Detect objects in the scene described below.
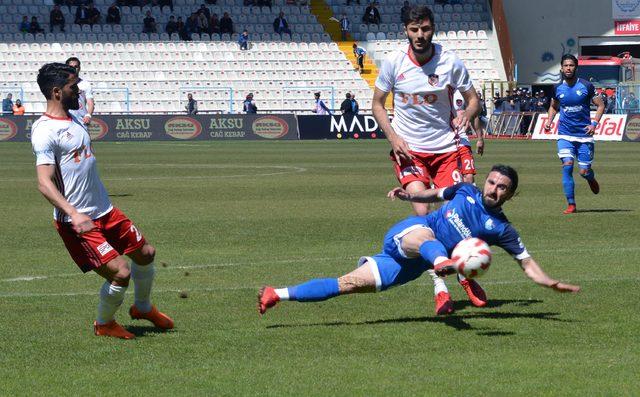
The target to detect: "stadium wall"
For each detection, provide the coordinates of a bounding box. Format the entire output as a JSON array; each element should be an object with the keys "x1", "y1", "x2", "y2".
[{"x1": 502, "y1": 0, "x2": 614, "y2": 85}]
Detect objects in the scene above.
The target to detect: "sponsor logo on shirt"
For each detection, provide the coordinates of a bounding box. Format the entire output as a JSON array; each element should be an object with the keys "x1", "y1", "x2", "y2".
[
  {"x1": 562, "y1": 105, "x2": 583, "y2": 113},
  {"x1": 396, "y1": 73, "x2": 406, "y2": 82},
  {"x1": 445, "y1": 208, "x2": 472, "y2": 239},
  {"x1": 97, "y1": 242, "x2": 115, "y2": 256}
]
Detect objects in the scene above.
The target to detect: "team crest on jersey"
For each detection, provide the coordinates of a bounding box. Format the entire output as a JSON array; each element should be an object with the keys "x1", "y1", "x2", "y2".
[
  {"x1": 576, "y1": 90, "x2": 583, "y2": 96},
  {"x1": 466, "y1": 196, "x2": 476, "y2": 204},
  {"x1": 484, "y1": 218, "x2": 495, "y2": 230},
  {"x1": 428, "y1": 74, "x2": 439, "y2": 87},
  {"x1": 559, "y1": 94, "x2": 565, "y2": 99},
  {"x1": 397, "y1": 73, "x2": 406, "y2": 82}
]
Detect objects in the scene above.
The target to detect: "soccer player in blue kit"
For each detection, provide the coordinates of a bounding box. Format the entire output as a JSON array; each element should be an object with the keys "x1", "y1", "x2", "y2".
[
  {"x1": 258, "y1": 165, "x2": 580, "y2": 315},
  {"x1": 544, "y1": 54, "x2": 605, "y2": 214}
]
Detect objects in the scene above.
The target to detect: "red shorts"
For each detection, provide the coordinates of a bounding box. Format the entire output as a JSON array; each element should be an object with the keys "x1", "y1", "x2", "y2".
[
  {"x1": 391, "y1": 150, "x2": 462, "y2": 188},
  {"x1": 55, "y1": 207, "x2": 146, "y2": 273},
  {"x1": 457, "y1": 145, "x2": 476, "y2": 175}
]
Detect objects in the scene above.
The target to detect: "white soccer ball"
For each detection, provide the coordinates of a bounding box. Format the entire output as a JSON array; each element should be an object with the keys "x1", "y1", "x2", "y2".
[{"x1": 451, "y1": 238, "x2": 492, "y2": 279}]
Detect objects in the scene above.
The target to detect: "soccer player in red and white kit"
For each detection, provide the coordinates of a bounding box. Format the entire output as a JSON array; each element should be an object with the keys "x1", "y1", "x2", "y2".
[
  {"x1": 65, "y1": 57, "x2": 94, "y2": 125},
  {"x1": 372, "y1": 5, "x2": 484, "y2": 316},
  {"x1": 31, "y1": 63, "x2": 173, "y2": 339}
]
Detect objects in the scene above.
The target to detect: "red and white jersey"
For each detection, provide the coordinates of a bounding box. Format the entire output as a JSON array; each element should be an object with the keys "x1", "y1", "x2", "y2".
[
  {"x1": 31, "y1": 113, "x2": 112, "y2": 222},
  {"x1": 69, "y1": 78, "x2": 93, "y2": 119},
  {"x1": 375, "y1": 43, "x2": 474, "y2": 153}
]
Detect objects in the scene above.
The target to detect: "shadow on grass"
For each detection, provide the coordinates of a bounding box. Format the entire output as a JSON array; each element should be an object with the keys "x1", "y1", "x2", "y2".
[
  {"x1": 126, "y1": 325, "x2": 174, "y2": 337},
  {"x1": 577, "y1": 209, "x2": 632, "y2": 213},
  {"x1": 267, "y1": 300, "x2": 571, "y2": 336},
  {"x1": 108, "y1": 193, "x2": 132, "y2": 197},
  {"x1": 453, "y1": 298, "x2": 543, "y2": 311}
]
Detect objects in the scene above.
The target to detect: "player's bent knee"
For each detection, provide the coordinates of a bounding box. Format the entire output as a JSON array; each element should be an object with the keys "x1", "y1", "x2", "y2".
[
  {"x1": 578, "y1": 168, "x2": 590, "y2": 175},
  {"x1": 129, "y1": 243, "x2": 155, "y2": 265},
  {"x1": 108, "y1": 257, "x2": 131, "y2": 285}
]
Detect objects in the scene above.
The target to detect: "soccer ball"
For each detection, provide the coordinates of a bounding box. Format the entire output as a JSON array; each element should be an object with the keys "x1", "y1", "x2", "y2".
[{"x1": 451, "y1": 238, "x2": 492, "y2": 279}]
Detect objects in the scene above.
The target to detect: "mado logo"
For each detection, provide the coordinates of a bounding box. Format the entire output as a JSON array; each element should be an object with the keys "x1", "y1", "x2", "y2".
[
  {"x1": 165, "y1": 116, "x2": 202, "y2": 139},
  {"x1": 0, "y1": 118, "x2": 18, "y2": 141},
  {"x1": 88, "y1": 117, "x2": 109, "y2": 140},
  {"x1": 252, "y1": 116, "x2": 288, "y2": 139},
  {"x1": 624, "y1": 114, "x2": 640, "y2": 141}
]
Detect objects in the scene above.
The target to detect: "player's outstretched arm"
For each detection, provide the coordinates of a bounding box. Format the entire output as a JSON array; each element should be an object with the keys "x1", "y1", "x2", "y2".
[
  {"x1": 387, "y1": 187, "x2": 446, "y2": 203},
  {"x1": 36, "y1": 164, "x2": 95, "y2": 234},
  {"x1": 518, "y1": 257, "x2": 580, "y2": 293},
  {"x1": 544, "y1": 99, "x2": 560, "y2": 130}
]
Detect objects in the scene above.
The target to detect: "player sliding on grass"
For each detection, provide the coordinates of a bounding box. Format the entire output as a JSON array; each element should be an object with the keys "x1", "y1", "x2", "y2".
[
  {"x1": 31, "y1": 63, "x2": 173, "y2": 339},
  {"x1": 259, "y1": 165, "x2": 580, "y2": 315},
  {"x1": 372, "y1": 5, "x2": 484, "y2": 315},
  {"x1": 544, "y1": 54, "x2": 605, "y2": 214}
]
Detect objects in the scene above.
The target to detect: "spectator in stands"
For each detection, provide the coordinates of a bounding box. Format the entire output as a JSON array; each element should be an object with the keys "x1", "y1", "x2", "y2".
[
  {"x1": 362, "y1": 2, "x2": 381, "y2": 25},
  {"x1": 209, "y1": 13, "x2": 220, "y2": 34},
  {"x1": 492, "y1": 91, "x2": 503, "y2": 114},
  {"x1": 143, "y1": 10, "x2": 158, "y2": 33},
  {"x1": 87, "y1": 3, "x2": 101, "y2": 25},
  {"x1": 177, "y1": 16, "x2": 187, "y2": 39},
  {"x1": 340, "y1": 92, "x2": 354, "y2": 116},
  {"x1": 238, "y1": 29, "x2": 249, "y2": 50},
  {"x1": 2, "y1": 94, "x2": 13, "y2": 115},
  {"x1": 273, "y1": 12, "x2": 292, "y2": 36},
  {"x1": 198, "y1": 4, "x2": 211, "y2": 19},
  {"x1": 165, "y1": 15, "x2": 178, "y2": 35},
  {"x1": 400, "y1": 1, "x2": 411, "y2": 23},
  {"x1": 184, "y1": 13, "x2": 199, "y2": 37},
  {"x1": 244, "y1": 0, "x2": 255, "y2": 6},
  {"x1": 533, "y1": 90, "x2": 548, "y2": 112},
  {"x1": 312, "y1": 92, "x2": 332, "y2": 115},
  {"x1": 477, "y1": 90, "x2": 487, "y2": 118},
  {"x1": 205, "y1": 0, "x2": 216, "y2": 4},
  {"x1": 185, "y1": 93, "x2": 198, "y2": 114},
  {"x1": 75, "y1": 4, "x2": 90, "y2": 25},
  {"x1": 106, "y1": 2, "x2": 121, "y2": 24},
  {"x1": 29, "y1": 16, "x2": 45, "y2": 34},
  {"x1": 257, "y1": 0, "x2": 273, "y2": 9},
  {"x1": 50, "y1": 5, "x2": 66, "y2": 32},
  {"x1": 622, "y1": 92, "x2": 638, "y2": 113},
  {"x1": 352, "y1": 43, "x2": 366, "y2": 74},
  {"x1": 220, "y1": 12, "x2": 234, "y2": 34},
  {"x1": 19, "y1": 16, "x2": 30, "y2": 33},
  {"x1": 339, "y1": 14, "x2": 350, "y2": 41},
  {"x1": 12, "y1": 99, "x2": 25, "y2": 116},
  {"x1": 345, "y1": 0, "x2": 360, "y2": 6},
  {"x1": 197, "y1": 9, "x2": 209, "y2": 32},
  {"x1": 243, "y1": 93, "x2": 258, "y2": 113},
  {"x1": 606, "y1": 91, "x2": 616, "y2": 114}
]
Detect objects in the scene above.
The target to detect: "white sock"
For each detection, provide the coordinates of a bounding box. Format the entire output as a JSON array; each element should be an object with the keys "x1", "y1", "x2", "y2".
[
  {"x1": 427, "y1": 269, "x2": 448, "y2": 295},
  {"x1": 457, "y1": 273, "x2": 467, "y2": 283},
  {"x1": 97, "y1": 282, "x2": 127, "y2": 325},
  {"x1": 274, "y1": 288, "x2": 290, "y2": 301},
  {"x1": 433, "y1": 256, "x2": 449, "y2": 266},
  {"x1": 131, "y1": 261, "x2": 155, "y2": 313}
]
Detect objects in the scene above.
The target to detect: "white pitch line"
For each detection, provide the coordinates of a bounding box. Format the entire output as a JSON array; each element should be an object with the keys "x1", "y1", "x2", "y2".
[{"x1": 1, "y1": 276, "x2": 639, "y2": 299}]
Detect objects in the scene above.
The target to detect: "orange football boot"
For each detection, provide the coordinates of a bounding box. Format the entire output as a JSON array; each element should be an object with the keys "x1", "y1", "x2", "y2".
[
  {"x1": 129, "y1": 305, "x2": 174, "y2": 330},
  {"x1": 94, "y1": 320, "x2": 135, "y2": 340}
]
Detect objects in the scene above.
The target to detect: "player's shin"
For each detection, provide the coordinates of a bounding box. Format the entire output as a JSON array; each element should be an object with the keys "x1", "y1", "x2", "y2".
[
  {"x1": 562, "y1": 164, "x2": 576, "y2": 204},
  {"x1": 131, "y1": 261, "x2": 155, "y2": 313},
  {"x1": 97, "y1": 282, "x2": 127, "y2": 324},
  {"x1": 418, "y1": 240, "x2": 448, "y2": 266},
  {"x1": 285, "y1": 278, "x2": 340, "y2": 302},
  {"x1": 580, "y1": 168, "x2": 595, "y2": 181}
]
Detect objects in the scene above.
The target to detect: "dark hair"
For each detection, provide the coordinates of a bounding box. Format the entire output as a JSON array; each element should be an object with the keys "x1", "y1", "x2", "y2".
[
  {"x1": 490, "y1": 164, "x2": 518, "y2": 193},
  {"x1": 403, "y1": 5, "x2": 434, "y2": 26},
  {"x1": 65, "y1": 57, "x2": 81, "y2": 67},
  {"x1": 346, "y1": 92, "x2": 351, "y2": 98},
  {"x1": 37, "y1": 63, "x2": 76, "y2": 100},
  {"x1": 560, "y1": 54, "x2": 578, "y2": 67}
]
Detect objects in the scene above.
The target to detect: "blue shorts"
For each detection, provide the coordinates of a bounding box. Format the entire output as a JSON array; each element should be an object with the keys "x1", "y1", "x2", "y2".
[
  {"x1": 358, "y1": 216, "x2": 434, "y2": 291},
  {"x1": 557, "y1": 139, "x2": 595, "y2": 169}
]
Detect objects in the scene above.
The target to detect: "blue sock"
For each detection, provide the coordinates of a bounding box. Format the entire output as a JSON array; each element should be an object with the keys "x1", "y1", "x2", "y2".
[
  {"x1": 288, "y1": 278, "x2": 340, "y2": 302},
  {"x1": 562, "y1": 164, "x2": 575, "y2": 205},
  {"x1": 580, "y1": 168, "x2": 595, "y2": 181},
  {"x1": 419, "y1": 240, "x2": 448, "y2": 264}
]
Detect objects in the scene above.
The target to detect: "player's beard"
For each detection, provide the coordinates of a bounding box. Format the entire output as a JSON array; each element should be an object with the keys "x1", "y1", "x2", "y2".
[
  {"x1": 561, "y1": 70, "x2": 575, "y2": 81},
  {"x1": 408, "y1": 36, "x2": 432, "y2": 55},
  {"x1": 63, "y1": 94, "x2": 80, "y2": 111}
]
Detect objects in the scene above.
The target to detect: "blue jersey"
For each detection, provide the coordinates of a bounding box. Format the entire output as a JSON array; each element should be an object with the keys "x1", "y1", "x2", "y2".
[
  {"x1": 552, "y1": 78, "x2": 595, "y2": 140},
  {"x1": 425, "y1": 184, "x2": 529, "y2": 259}
]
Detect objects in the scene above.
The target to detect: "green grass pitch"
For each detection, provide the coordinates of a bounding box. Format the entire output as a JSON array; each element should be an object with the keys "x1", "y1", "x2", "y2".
[{"x1": 0, "y1": 139, "x2": 639, "y2": 396}]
